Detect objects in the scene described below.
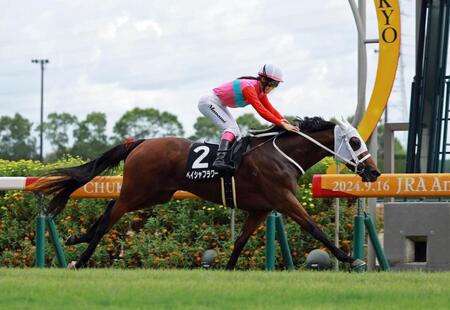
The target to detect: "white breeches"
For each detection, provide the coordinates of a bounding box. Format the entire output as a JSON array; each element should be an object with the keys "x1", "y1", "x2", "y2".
[{"x1": 198, "y1": 92, "x2": 242, "y2": 138}]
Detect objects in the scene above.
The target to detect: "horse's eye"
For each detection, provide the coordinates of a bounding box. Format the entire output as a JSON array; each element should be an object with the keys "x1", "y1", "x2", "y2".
[{"x1": 350, "y1": 137, "x2": 361, "y2": 150}]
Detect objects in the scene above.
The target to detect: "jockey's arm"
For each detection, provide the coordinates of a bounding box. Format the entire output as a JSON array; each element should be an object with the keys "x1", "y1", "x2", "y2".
[
  {"x1": 259, "y1": 95, "x2": 288, "y2": 124},
  {"x1": 242, "y1": 86, "x2": 284, "y2": 126}
]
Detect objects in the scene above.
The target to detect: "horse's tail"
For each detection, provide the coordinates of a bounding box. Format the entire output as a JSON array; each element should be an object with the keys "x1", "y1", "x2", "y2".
[{"x1": 33, "y1": 139, "x2": 146, "y2": 217}]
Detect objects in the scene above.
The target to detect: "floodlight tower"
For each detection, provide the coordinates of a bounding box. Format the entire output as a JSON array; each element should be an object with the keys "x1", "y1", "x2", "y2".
[{"x1": 31, "y1": 59, "x2": 49, "y2": 162}]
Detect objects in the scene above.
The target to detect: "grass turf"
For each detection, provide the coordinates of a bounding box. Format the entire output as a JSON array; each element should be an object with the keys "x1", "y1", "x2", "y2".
[{"x1": 0, "y1": 269, "x2": 449, "y2": 309}]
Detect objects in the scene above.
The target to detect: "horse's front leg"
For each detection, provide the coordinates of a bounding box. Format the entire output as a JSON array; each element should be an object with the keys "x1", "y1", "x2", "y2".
[
  {"x1": 226, "y1": 210, "x2": 269, "y2": 270},
  {"x1": 279, "y1": 193, "x2": 365, "y2": 269}
]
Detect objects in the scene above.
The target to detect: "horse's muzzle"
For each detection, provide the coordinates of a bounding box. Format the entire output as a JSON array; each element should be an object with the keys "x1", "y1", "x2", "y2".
[{"x1": 359, "y1": 167, "x2": 381, "y2": 183}]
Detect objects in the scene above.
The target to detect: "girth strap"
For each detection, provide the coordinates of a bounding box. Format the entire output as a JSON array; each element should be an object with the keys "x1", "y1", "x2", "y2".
[{"x1": 220, "y1": 176, "x2": 237, "y2": 209}]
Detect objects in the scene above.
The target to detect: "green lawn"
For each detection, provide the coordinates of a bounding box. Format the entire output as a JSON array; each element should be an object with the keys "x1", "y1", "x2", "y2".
[{"x1": 0, "y1": 269, "x2": 449, "y2": 309}]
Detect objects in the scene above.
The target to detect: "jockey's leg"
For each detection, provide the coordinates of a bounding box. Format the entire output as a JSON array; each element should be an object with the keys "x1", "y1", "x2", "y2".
[
  {"x1": 198, "y1": 93, "x2": 241, "y2": 172},
  {"x1": 213, "y1": 131, "x2": 235, "y2": 171}
]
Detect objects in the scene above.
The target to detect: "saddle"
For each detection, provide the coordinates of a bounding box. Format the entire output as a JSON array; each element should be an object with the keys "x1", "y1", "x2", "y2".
[
  {"x1": 184, "y1": 126, "x2": 284, "y2": 208},
  {"x1": 247, "y1": 125, "x2": 283, "y2": 137}
]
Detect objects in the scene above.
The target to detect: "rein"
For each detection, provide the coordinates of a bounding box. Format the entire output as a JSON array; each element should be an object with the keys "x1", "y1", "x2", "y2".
[{"x1": 272, "y1": 129, "x2": 371, "y2": 174}]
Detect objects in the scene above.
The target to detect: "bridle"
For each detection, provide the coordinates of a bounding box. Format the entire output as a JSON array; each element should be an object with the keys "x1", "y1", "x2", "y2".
[
  {"x1": 333, "y1": 127, "x2": 371, "y2": 173},
  {"x1": 272, "y1": 126, "x2": 371, "y2": 175}
]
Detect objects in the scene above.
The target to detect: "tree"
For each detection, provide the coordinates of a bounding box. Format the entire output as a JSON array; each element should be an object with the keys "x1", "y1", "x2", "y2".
[
  {"x1": 43, "y1": 112, "x2": 78, "y2": 160},
  {"x1": 71, "y1": 112, "x2": 110, "y2": 159},
  {"x1": 113, "y1": 107, "x2": 184, "y2": 143},
  {"x1": 190, "y1": 113, "x2": 270, "y2": 142},
  {"x1": 189, "y1": 116, "x2": 220, "y2": 142},
  {"x1": 284, "y1": 115, "x2": 298, "y2": 124},
  {"x1": 0, "y1": 113, "x2": 37, "y2": 160},
  {"x1": 236, "y1": 113, "x2": 264, "y2": 135}
]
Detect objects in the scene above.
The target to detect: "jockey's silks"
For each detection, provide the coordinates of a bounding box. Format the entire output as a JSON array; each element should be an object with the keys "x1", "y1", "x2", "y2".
[{"x1": 213, "y1": 79, "x2": 285, "y2": 126}]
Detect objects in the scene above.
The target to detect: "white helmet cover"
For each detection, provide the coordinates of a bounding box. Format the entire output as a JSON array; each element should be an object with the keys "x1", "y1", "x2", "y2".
[{"x1": 258, "y1": 64, "x2": 284, "y2": 82}]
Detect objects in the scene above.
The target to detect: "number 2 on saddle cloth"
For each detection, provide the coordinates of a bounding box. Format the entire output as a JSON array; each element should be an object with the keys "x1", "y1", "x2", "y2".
[{"x1": 184, "y1": 139, "x2": 251, "y2": 208}]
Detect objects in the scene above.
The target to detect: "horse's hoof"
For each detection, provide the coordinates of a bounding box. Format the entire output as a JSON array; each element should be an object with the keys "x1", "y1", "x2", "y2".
[
  {"x1": 67, "y1": 261, "x2": 78, "y2": 270},
  {"x1": 351, "y1": 259, "x2": 366, "y2": 269}
]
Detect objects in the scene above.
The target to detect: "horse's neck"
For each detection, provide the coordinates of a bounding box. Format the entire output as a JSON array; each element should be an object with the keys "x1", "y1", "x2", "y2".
[{"x1": 279, "y1": 130, "x2": 334, "y2": 173}]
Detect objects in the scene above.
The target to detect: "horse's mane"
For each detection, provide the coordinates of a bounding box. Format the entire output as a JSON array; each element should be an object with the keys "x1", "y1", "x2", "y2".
[
  {"x1": 296, "y1": 117, "x2": 335, "y2": 133},
  {"x1": 247, "y1": 116, "x2": 335, "y2": 139}
]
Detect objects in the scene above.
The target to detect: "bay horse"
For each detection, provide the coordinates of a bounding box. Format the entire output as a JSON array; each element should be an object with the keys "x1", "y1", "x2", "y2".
[{"x1": 33, "y1": 117, "x2": 380, "y2": 269}]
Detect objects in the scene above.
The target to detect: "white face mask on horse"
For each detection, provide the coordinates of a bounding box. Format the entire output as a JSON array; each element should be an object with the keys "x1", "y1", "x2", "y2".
[
  {"x1": 272, "y1": 117, "x2": 373, "y2": 177},
  {"x1": 334, "y1": 118, "x2": 371, "y2": 173}
]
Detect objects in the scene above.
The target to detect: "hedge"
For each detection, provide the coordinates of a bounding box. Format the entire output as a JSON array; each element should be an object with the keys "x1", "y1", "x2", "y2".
[{"x1": 0, "y1": 157, "x2": 358, "y2": 270}]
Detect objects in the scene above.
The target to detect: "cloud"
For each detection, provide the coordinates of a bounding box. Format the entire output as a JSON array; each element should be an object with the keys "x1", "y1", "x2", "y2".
[
  {"x1": 0, "y1": 0, "x2": 415, "y2": 145},
  {"x1": 117, "y1": 16, "x2": 129, "y2": 27},
  {"x1": 98, "y1": 15, "x2": 132, "y2": 40},
  {"x1": 134, "y1": 19, "x2": 163, "y2": 37}
]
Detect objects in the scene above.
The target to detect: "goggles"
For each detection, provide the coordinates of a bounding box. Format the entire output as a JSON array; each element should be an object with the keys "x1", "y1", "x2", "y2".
[{"x1": 266, "y1": 79, "x2": 280, "y2": 88}]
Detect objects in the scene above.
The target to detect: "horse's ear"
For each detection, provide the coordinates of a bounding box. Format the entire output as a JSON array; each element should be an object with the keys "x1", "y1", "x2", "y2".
[
  {"x1": 343, "y1": 117, "x2": 353, "y2": 128},
  {"x1": 334, "y1": 117, "x2": 347, "y2": 130}
]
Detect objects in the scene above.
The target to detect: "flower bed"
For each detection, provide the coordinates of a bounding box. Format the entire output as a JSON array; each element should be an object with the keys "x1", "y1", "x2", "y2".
[{"x1": 0, "y1": 157, "x2": 357, "y2": 269}]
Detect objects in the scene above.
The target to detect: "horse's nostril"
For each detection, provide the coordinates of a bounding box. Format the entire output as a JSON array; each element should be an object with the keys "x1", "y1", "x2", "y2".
[
  {"x1": 372, "y1": 170, "x2": 381, "y2": 177},
  {"x1": 370, "y1": 172, "x2": 380, "y2": 182}
]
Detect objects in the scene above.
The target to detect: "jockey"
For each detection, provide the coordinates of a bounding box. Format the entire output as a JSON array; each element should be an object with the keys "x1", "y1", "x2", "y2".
[{"x1": 198, "y1": 64, "x2": 300, "y2": 171}]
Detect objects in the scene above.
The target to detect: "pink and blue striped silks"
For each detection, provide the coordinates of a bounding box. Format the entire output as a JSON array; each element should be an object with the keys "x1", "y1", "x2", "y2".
[{"x1": 213, "y1": 79, "x2": 260, "y2": 108}]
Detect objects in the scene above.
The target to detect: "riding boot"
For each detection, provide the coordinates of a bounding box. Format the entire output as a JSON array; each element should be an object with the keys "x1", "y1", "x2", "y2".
[{"x1": 213, "y1": 139, "x2": 234, "y2": 172}]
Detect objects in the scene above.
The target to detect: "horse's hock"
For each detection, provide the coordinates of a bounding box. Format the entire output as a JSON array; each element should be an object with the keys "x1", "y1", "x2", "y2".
[{"x1": 384, "y1": 202, "x2": 450, "y2": 271}]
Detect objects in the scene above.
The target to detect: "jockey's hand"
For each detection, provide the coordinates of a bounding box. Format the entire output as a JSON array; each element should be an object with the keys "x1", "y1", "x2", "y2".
[{"x1": 281, "y1": 121, "x2": 300, "y2": 134}]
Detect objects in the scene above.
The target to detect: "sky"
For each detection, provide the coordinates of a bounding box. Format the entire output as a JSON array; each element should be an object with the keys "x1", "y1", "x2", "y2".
[{"x1": 0, "y1": 0, "x2": 417, "y2": 152}]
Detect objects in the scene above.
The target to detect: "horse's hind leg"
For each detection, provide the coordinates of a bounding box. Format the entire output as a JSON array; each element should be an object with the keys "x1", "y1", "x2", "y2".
[
  {"x1": 66, "y1": 200, "x2": 115, "y2": 246},
  {"x1": 72, "y1": 191, "x2": 175, "y2": 269},
  {"x1": 226, "y1": 210, "x2": 269, "y2": 270},
  {"x1": 72, "y1": 199, "x2": 123, "y2": 269}
]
